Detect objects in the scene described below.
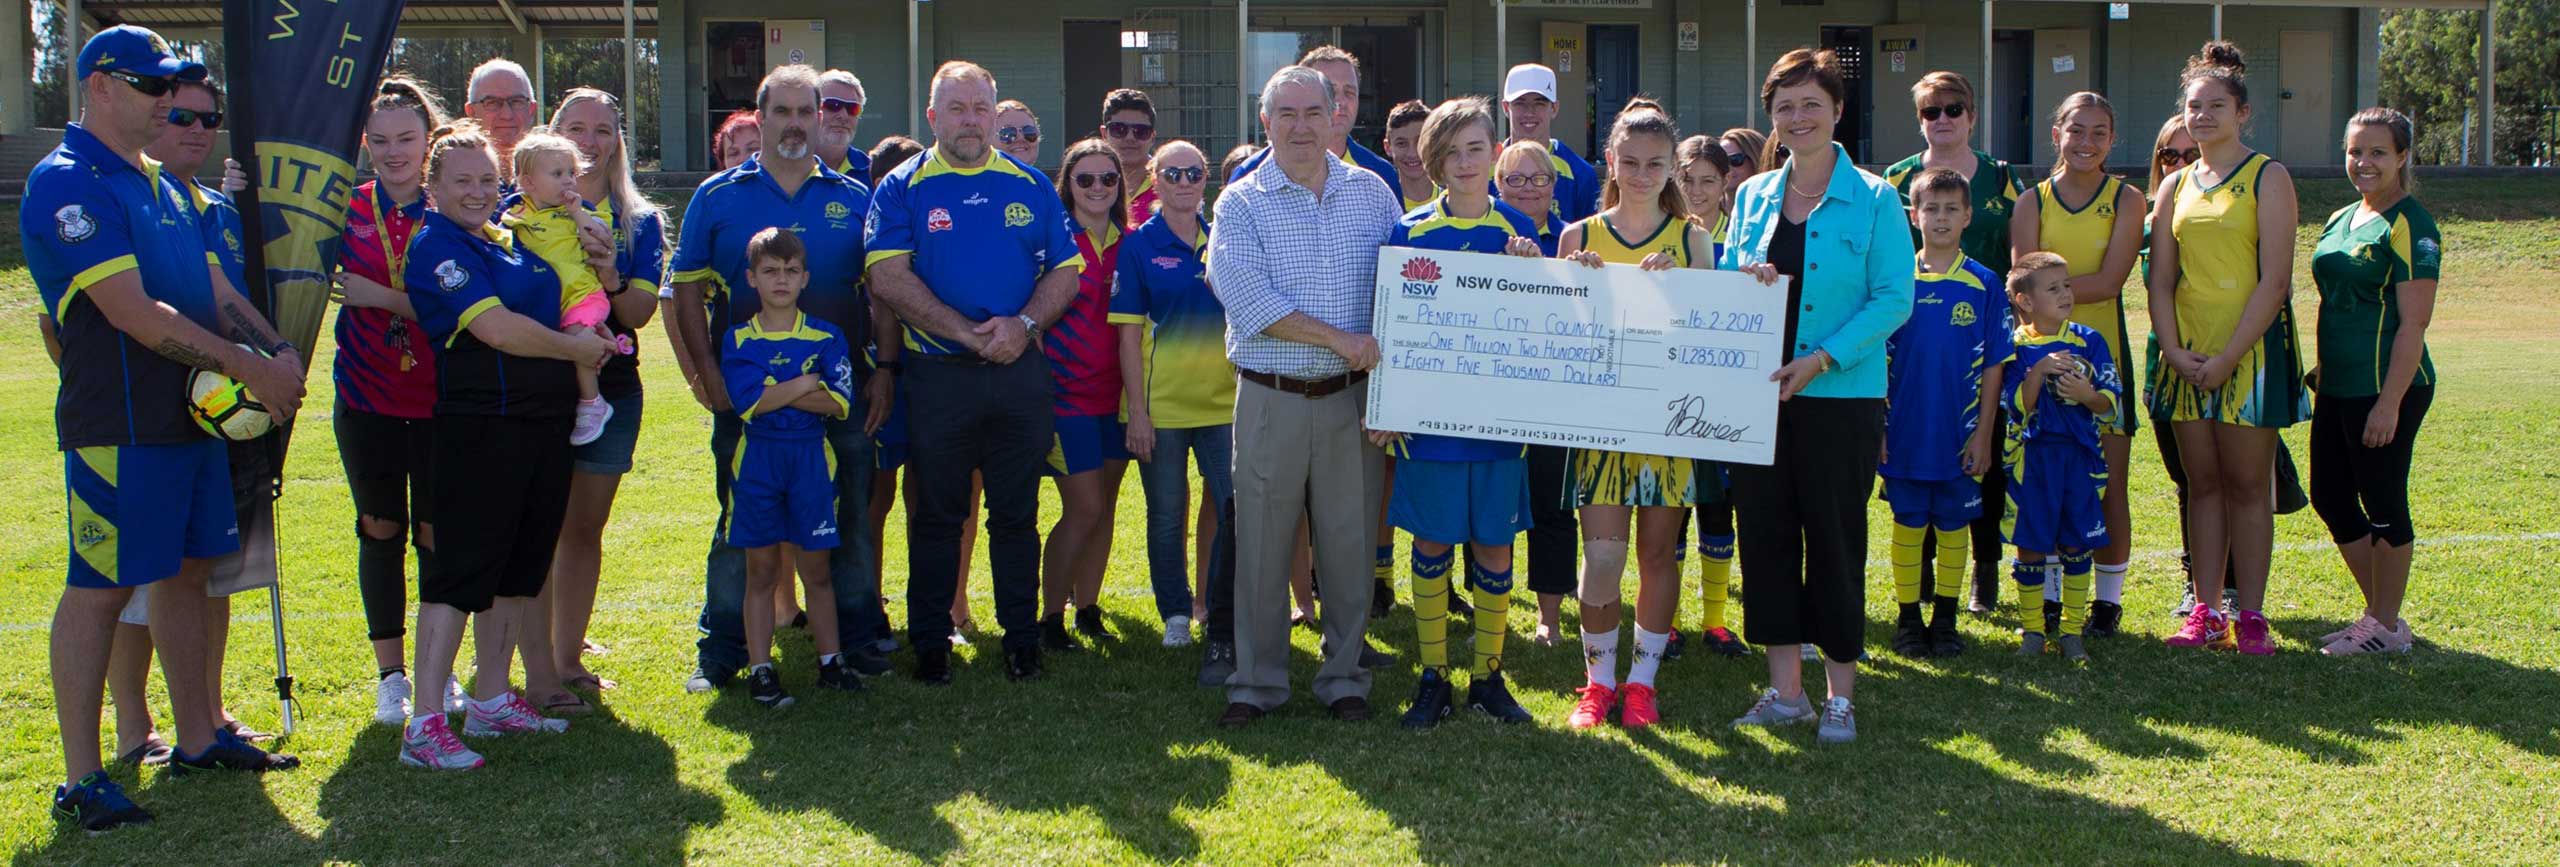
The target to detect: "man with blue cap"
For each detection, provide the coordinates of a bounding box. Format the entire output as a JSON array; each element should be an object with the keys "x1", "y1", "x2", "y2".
[{"x1": 24, "y1": 24, "x2": 307, "y2": 833}]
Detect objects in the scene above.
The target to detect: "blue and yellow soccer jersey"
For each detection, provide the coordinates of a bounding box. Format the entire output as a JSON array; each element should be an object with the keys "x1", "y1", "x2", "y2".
[
  {"x1": 499, "y1": 199, "x2": 604, "y2": 310},
  {"x1": 1881, "y1": 253, "x2": 2011, "y2": 482},
  {"x1": 1384, "y1": 196, "x2": 1541, "y2": 462},
  {"x1": 22, "y1": 124, "x2": 224, "y2": 448},
  {"x1": 1524, "y1": 204, "x2": 1563, "y2": 257},
  {"x1": 668, "y1": 155, "x2": 873, "y2": 342},
  {"x1": 2004, "y1": 320, "x2": 2120, "y2": 461},
  {"x1": 722, "y1": 312, "x2": 856, "y2": 440},
  {"x1": 186, "y1": 182, "x2": 247, "y2": 291},
  {"x1": 1110, "y1": 212, "x2": 1234, "y2": 428},
  {"x1": 406, "y1": 215, "x2": 579, "y2": 419},
  {"x1": 865, "y1": 146, "x2": 1082, "y2": 355}
]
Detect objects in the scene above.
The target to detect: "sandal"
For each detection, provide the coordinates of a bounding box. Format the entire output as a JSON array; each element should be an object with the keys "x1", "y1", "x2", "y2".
[
  {"x1": 581, "y1": 638, "x2": 611, "y2": 656},
  {"x1": 116, "y1": 734, "x2": 174, "y2": 768},
  {"x1": 564, "y1": 673, "x2": 618, "y2": 693},
  {"x1": 219, "y1": 720, "x2": 272, "y2": 743},
  {"x1": 539, "y1": 691, "x2": 596, "y2": 715}
]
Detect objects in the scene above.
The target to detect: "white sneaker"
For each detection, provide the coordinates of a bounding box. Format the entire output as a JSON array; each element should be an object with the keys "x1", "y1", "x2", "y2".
[
  {"x1": 570, "y1": 397, "x2": 612, "y2": 445},
  {"x1": 1817, "y1": 696, "x2": 1858, "y2": 744},
  {"x1": 444, "y1": 677, "x2": 469, "y2": 714},
  {"x1": 1162, "y1": 615, "x2": 1195, "y2": 648},
  {"x1": 1800, "y1": 644, "x2": 1822, "y2": 663},
  {"x1": 463, "y1": 693, "x2": 570, "y2": 736},
  {"x1": 374, "y1": 672, "x2": 414, "y2": 726},
  {"x1": 399, "y1": 715, "x2": 485, "y2": 771}
]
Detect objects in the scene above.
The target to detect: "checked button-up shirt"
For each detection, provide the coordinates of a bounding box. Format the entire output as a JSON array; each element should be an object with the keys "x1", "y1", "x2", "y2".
[{"x1": 1207, "y1": 153, "x2": 1401, "y2": 380}]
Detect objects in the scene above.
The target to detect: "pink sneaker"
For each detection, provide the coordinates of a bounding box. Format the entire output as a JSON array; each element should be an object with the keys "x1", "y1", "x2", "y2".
[
  {"x1": 1619, "y1": 683, "x2": 1660, "y2": 728},
  {"x1": 1566, "y1": 682, "x2": 1617, "y2": 730},
  {"x1": 2163, "y1": 604, "x2": 2229, "y2": 649},
  {"x1": 570, "y1": 397, "x2": 613, "y2": 446},
  {"x1": 2233, "y1": 610, "x2": 2276, "y2": 656},
  {"x1": 464, "y1": 693, "x2": 571, "y2": 737},
  {"x1": 2319, "y1": 616, "x2": 2387, "y2": 656},
  {"x1": 398, "y1": 715, "x2": 484, "y2": 771}
]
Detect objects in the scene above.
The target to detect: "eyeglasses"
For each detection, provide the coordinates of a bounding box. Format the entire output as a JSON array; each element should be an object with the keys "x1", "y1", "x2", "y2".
[
  {"x1": 104, "y1": 69, "x2": 177, "y2": 98},
  {"x1": 1919, "y1": 103, "x2": 1969, "y2": 122},
  {"x1": 2156, "y1": 146, "x2": 2200, "y2": 166},
  {"x1": 997, "y1": 125, "x2": 1040, "y2": 145},
  {"x1": 1073, "y1": 171, "x2": 1120, "y2": 189},
  {"x1": 472, "y1": 95, "x2": 533, "y2": 113},
  {"x1": 1500, "y1": 173, "x2": 1554, "y2": 190},
  {"x1": 1156, "y1": 165, "x2": 1204, "y2": 184},
  {"x1": 1105, "y1": 121, "x2": 1155, "y2": 140},
  {"x1": 821, "y1": 97, "x2": 863, "y2": 117},
  {"x1": 166, "y1": 108, "x2": 223, "y2": 129}
]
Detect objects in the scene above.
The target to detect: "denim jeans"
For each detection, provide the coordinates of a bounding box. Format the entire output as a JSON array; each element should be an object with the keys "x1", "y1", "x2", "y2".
[
  {"x1": 1135, "y1": 424, "x2": 1233, "y2": 629},
  {"x1": 696, "y1": 412, "x2": 885, "y2": 683}
]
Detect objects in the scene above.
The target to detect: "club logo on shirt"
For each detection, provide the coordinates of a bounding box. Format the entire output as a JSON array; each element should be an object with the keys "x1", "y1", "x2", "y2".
[
  {"x1": 1004, "y1": 203, "x2": 1034, "y2": 228},
  {"x1": 1951, "y1": 301, "x2": 1978, "y2": 327},
  {"x1": 825, "y1": 201, "x2": 850, "y2": 221},
  {"x1": 55, "y1": 204, "x2": 97, "y2": 243},
  {"x1": 927, "y1": 207, "x2": 954, "y2": 233},
  {"x1": 433, "y1": 259, "x2": 468, "y2": 291},
  {"x1": 223, "y1": 228, "x2": 242, "y2": 255},
  {"x1": 75, "y1": 519, "x2": 107, "y2": 551},
  {"x1": 2096, "y1": 202, "x2": 2115, "y2": 218}
]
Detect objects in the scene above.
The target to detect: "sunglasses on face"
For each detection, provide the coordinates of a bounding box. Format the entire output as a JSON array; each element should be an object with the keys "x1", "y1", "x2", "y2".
[
  {"x1": 166, "y1": 108, "x2": 223, "y2": 129},
  {"x1": 1105, "y1": 121, "x2": 1155, "y2": 140},
  {"x1": 473, "y1": 95, "x2": 532, "y2": 113},
  {"x1": 997, "y1": 125, "x2": 1040, "y2": 144},
  {"x1": 105, "y1": 69, "x2": 177, "y2": 98},
  {"x1": 1157, "y1": 166, "x2": 1204, "y2": 184},
  {"x1": 1920, "y1": 103, "x2": 1969, "y2": 122},
  {"x1": 821, "y1": 97, "x2": 863, "y2": 117},
  {"x1": 2157, "y1": 146, "x2": 2200, "y2": 165},
  {"x1": 1724, "y1": 149, "x2": 1750, "y2": 166},
  {"x1": 1073, "y1": 171, "x2": 1120, "y2": 189},
  {"x1": 1501, "y1": 173, "x2": 1554, "y2": 190}
]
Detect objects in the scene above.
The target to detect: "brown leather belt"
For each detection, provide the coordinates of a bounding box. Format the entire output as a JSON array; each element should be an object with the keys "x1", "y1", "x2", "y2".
[{"x1": 1237, "y1": 368, "x2": 1367, "y2": 398}]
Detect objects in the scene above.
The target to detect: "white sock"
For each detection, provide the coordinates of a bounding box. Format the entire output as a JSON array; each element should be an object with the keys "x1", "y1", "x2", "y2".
[
  {"x1": 1629, "y1": 627, "x2": 1670, "y2": 687},
  {"x1": 2044, "y1": 567, "x2": 2063, "y2": 603},
  {"x1": 1581, "y1": 626, "x2": 1620, "y2": 689},
  {"x1": 2095, "y1": 562, "x2": 2128, "y2": 603}
]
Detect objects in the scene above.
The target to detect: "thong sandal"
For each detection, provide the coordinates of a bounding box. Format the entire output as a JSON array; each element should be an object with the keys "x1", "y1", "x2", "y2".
[
  {"x1": 564, "y1": 674, "x2": 618, "y2": 693},
  {"x1": 220, "y1": 721, "x2": 272, "y2": 743},
  {"x1": 540, "y1": 692, "x2": 596, "y2": 715},
  {"x1": 116, "y1": 735, "x2": 174, "y2": 768}
]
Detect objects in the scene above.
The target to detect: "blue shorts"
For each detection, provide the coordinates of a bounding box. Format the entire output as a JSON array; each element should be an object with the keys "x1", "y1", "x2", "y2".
[
  {"x1": 1046, "y1": 413, "x2": 1130, "y2": 476},
  {"x1": 724, "y1": 436, "x2": 840, "y2": 551},
  {"x1": 64, "y1": 440, "x2": 240, "y2": 589},
  {"x1": 571, "y1": 391, "x2": 645, "y2": 475},
  {"x1": 2004, "y1": 443, "x2": 2109, "y2": 554},
  {"x1": 873, "y1": 378, "x2": 911, "y2": 470},
  {"x1": 1882, "y1": 475, "x2": 1984, "y2": 530},
  {"x1": 1388, "y1": 458, "x2": 1534, "y2": 547}
]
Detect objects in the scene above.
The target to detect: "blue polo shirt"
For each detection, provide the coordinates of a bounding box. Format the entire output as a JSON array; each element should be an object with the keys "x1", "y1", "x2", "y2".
[
  {"x1": 21, "y1": 123, "x2": 223, "y2": 448},
  {"x1": 836, "y1": 145, "x2": 873, "y2": 182},
  {"x1": 1108, "y1": 211, "x2": 1233, "y2": 428},
  {"x1": 405, "y1": 212, "x2": 576, "y2": 419},
  {"x1": 1226, "y1": 140, "x2": 1404, "y2": 203},
  {"x1": 864, "y1": 146, "x2": 1082, "y2": 355},
  {"x1": 723, "y1": 311, "x2": 856, "y2": 441},
  {"x1": 187, "y1": 182, "x2": 247, "y2": 290},
  {"x1": 1881, "y1": 253, "x2": 2012, "y2": 482},
  {"x1": 1384, "y1": 195, "x2": 1539, "y2": 463},
  {"x1": 669, "y1": 154, "x2": 874, "y2": 347}
]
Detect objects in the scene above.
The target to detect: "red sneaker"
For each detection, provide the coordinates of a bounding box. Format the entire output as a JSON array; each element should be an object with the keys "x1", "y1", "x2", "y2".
[
  {"x1": 1619, "y1": 683, "x2": 1660, "y2": 728},
  {"x1": 1567, "y1": 682, "x2": 1618, "y2": 730},
  {"x1": 2162, "y1": 604, "x2": 2228, "y2": 649},
  {"x1": 2234, "y1": 610, "x2": 2276, "y2": 656}
]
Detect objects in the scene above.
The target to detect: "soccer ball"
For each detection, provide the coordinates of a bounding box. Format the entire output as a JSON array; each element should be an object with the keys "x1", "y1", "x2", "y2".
[{"x1": 187, "y1": 345, "x2": 276, "y2": 441}]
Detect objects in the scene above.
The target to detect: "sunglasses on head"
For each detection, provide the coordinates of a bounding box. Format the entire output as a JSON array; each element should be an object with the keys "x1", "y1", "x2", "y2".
[
  {"x1": 1156, "y1": 165, "x2": 1204, "y2": 184},
  {"x1": 1920, "y1": 103, "x2": 1969, "y2": 122},
  {"x1": 166, "y1": 107, "x2": 222, "y2": 130},
  {"x1": 1105, "y1": 121, "x2": 1155, "y2": 140},
  {"x1": 1501, "y1": 172, "x2": 1554, "y2": 190},
  {"x1": 1074, "y1": 171, "x2": 1120, "y2": 189},
  {"x1": 821, "y1": 96, "x2": 863, "y2": 117},
  {"x1": 2157, "y1": 146, "x2": 2200, "y2": 165},
  {"x1": 997, "y1": 125, "x2": 1040, "y2": 144},
  {"x1": 104, "y1": 69, "x2": 177, "y2": 98}
]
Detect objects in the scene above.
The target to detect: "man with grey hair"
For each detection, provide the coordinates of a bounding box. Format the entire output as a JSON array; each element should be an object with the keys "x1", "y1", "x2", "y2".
[
  {"x1": 1206, "y1": 64, "x2": 1400, "y2": 728},
  {"x1": 818, "y1": 69, "x2": 873, "y2": 178},
  {"x1": 464, "y1": 58, "x2": 536, "y2": 181}
]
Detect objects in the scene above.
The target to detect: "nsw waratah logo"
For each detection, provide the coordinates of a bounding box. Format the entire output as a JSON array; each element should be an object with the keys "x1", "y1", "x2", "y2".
[{"x1": 1400, "y1": 257, "x2": 1443, "y2": 298}]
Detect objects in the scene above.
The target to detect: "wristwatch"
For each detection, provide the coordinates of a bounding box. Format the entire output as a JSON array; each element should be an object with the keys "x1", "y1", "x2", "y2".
[
  {"x1": 1016, "y1": 313, "x2": 1041, "y2": 339},
  {"x1": 877, "y1": 360, "x2": 904, "y2": 375}
]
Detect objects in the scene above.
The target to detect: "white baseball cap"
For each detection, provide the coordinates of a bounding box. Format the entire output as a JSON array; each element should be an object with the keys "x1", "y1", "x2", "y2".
[{"x1": 1503, "y1": 64, "x2": 1558, "y2": 102}]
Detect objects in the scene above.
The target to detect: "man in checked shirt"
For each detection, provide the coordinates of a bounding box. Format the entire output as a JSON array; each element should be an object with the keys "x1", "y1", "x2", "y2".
[{"x1": 1207, "y1": 65, "x2": 1402, "y2": 728}]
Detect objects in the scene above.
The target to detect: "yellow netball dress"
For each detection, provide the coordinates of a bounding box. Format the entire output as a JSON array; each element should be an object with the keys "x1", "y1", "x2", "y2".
[
  {"x1": 2152, "y1": 153, "x2": 2309, "y2": 428},
  {"x1": 1563, "y1": 213, "x2": 1700, "y2": 508},
  {"x1": 2034, "y1": 175, "x2": 2136, "y2": 436}
]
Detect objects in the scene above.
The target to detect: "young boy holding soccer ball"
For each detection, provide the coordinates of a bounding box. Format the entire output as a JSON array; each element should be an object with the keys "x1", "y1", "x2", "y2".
[{"x1": 2002, "y1": 251, "x2": 2120, "y2": 664}]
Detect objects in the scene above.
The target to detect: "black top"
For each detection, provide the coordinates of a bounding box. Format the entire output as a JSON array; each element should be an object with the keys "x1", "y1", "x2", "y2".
[{"x1": 1769, "y1": 214, "x2": 1809, "y2": 363}]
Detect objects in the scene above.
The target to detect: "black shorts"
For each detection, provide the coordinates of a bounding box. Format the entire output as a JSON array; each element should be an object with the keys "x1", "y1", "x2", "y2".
[
  {"x1": 423, "y1": 414, "x2": 574, "y2": 613},
  {"x1": 335, "y1": 402, "x2": 436, "y2": 526}
]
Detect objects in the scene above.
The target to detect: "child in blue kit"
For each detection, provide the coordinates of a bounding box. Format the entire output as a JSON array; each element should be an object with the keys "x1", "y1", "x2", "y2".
[
  {"x1": 722, "y1": 228, "x2": 863, "y2": 707},
  {"x1": 1882, "y1": 169, "x2": 2011, "y2": 660},
  {"x1": 2002, "y1": 251, "x2": 2119, "y2": 664}
]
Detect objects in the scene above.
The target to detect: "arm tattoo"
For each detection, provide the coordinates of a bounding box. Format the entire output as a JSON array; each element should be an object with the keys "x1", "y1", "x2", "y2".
[
  {"x1": 153, "y1": 336, "x2": 229, "y2": 373},
  {"x1": 220, "y1": 299, "x2": 287, "y2": 353}
]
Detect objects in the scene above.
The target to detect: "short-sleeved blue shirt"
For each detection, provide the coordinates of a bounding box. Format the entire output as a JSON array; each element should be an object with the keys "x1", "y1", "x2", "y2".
[
  {"x1": 723, "y1": 311, "x2": 855, "y2": 441},
  {"x1": 669, "y1": 155, "x2": 873, "y2": 347},
  {"x1": 2005, "y1": 320, "x2": 2121, "y2": 460},
  {"x1": 864, "y1": 146, "x2": 1083, "y2": 355},
  {"x1": 1384, "y1": 195, "x2": 1540, "y2": 463},
  {"x1": 404, "y1": 212, "x2": 575, "y2": 419},
  {"x1": 1109, "y1": 212, "x2": 1234, "y2": 429},
  {"x1": 1881, "y1": 254, "x2": 2012, "y2": 481},
  {"x1": 187, "y1": 183, "x2": 247, "y2": 291},
  {"x1": 21, "y1": 124, "x2": 223, "y2": 448}
]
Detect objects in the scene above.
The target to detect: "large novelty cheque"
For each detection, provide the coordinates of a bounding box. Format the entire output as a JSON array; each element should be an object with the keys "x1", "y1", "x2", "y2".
[{"x1": 1365, "y1": 247, "x2": 1786, "y2": 465}]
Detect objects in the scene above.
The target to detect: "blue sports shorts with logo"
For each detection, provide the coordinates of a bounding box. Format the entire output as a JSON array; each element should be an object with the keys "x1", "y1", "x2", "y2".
[
  {"x1": 1883, "y1": 476, "x2": 1985, "y2": 531},
  {"x1": 63, "y1": 440, "x2": 240, "y2": 589},
  {"x1": 2004, "y1": 444, "x2": 2110, "y2": 555},
  {"x1": 1388, "y1": 457, "x2": 1535, "y2": 547},
  {"x1": 725, "y1": 435, "x2": 840, "y2": 551}
]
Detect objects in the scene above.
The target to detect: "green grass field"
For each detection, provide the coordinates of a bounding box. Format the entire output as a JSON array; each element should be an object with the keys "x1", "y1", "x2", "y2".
[{"x1": 3, "y1": 178, "x2": 2556, "y2": 865}]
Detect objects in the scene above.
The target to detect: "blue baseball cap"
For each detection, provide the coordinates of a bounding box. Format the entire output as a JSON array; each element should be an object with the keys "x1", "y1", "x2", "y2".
[{"x1": 77, "y1": 25, "x2": 208, "y2": 82}]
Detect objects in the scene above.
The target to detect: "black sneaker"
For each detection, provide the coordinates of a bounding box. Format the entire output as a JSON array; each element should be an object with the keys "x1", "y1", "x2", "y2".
[
  {"x1": 1040, "y1": 616, "x2": 1084, "y2": 653},
  {"x1": 1370, "y1": 578, "x2": 1394, "y2": 619},
  {"x1": 1073, "y1": 605, "x2": 1116, "y2": 641},
  {"x1": 1196, "y1": 641, "x2": 1237, "y2": 688},
  {"x1": 2043, "y1": 600, "x2": 2063, "y2": 638},
  {"x1": 748, "y1": 666, "x2": 794, "y2": 709},
  {"x1": 847, "y1": 650, "x2": 893, "y2": 677},
  {"x1": 1466, "y1": 671, "x2": 1534, "y2": 724},
  {"x1": 1665, "y1": 628, "x2": 1688, "y2": 660},
  {"x1": 1928, "y1": 621, "x2": 1968, "y2": 657},
  {"x1": 2173, "y1": 578, "x2": 2201, "y2": 616},
  {"x1": 1448, "y1": 589, "x2": 1473, "y2": 617},
  {"x1": 1970, "y1": 563, "x2": 2001, "y2": 614},
  {"x1": 168, "y1": 728, "x2": 300, "y2": 776},
  {"x1": 54, "y1": 771, "x2": 149, "y2": 833},
  {"x1": 913, "y1": 642, "x2": 954, "y2": 686},
  {"x1": 1890, "y1": 620, "x2": 1931, "y2": 658},
  {"x1": 816, "y1": 657, "x2": 867, "y2": 692},
  {"x1": 2087, "y1": 601, "x2": 2123, "y2": 638},
  {"x1": 1006, "y1": 645, "x2": 1045, "y2": 681},
  {"x1": 1400, "y1": 669, "x2": 1455, "y2": 730}
]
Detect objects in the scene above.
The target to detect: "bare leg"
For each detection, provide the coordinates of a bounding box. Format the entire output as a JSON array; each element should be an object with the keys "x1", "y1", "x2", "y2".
[
  {"x1": 107, "y1": 621, "x2": 158, "y2": 756},
  {"x1": 2171, "y1": 420, "x2": 2231, "y2": 607},
  {"x1": 147, "y1": 560, "x2": 219, "y2": 755},
  {"x1": 795, "y1": 547, "x2": 840, "y2": 657},
  {"x1": 206, "y1": 595, "x2": 233, "y2": 727},
  {"x1": 2210, "y1": 423, "x2": 2278, "y2": 612},
  {"x1": 56, "y1": 587, "x2": 132, "y2": 782},
  {"x1": 1576, "y1": 505, "x2": 1633, "y2": 634},
  {"x1": 549, "y1": 472, "x2": 622, "y2": 685},
  {"x1": 469, "y1": 598, "x2": 524, "y2": 702},
  {"x1": 1041, "y1": 469, "x2": 1107, "y2": 619},
  {"x1": 745, "y1": 546, "x2": 783, "y2": 667},
  {"x1": 1632, "y1": 506, "x2": 1684, "y2": 633},
  {"x1": 411, "y1": 602, "x2": 469, "y2": 720},
  {"x1": 2368, "y1": 540, "x2": 2414, "y2": 625},
  {"x1": 1072, "y1": 461, "x2": 1130, "y2": 611}
]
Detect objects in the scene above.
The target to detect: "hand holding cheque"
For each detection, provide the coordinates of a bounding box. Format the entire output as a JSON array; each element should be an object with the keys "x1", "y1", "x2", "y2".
[{"x1": 1365, "y1": 246, "x2": 1790, "y2": 465}]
